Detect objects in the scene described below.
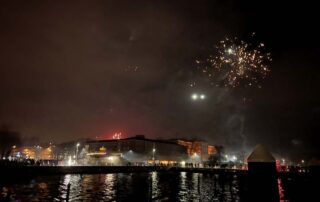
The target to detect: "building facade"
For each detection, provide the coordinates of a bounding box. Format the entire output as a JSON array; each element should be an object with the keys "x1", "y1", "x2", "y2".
[
  {"x1": 176, "y1": 139, "x2": 217, "y2": 162},
  {"x1": 84, "y1": 135, "x2": 188, "y2": 165}
]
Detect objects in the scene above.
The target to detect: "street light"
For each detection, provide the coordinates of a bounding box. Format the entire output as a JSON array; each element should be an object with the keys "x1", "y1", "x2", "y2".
[
  {"x1": 76, "y1": 143, "x2": 80, "y2": 161},
  {"x1": 152, "y1": 148, "x2": 156, "y2": 161},
  {"x1": 108, "y1": 156, "x2": 114, "y2": 161},
  {"x1": 232, "y1": 155, "x2": 237, "y2": 162}
]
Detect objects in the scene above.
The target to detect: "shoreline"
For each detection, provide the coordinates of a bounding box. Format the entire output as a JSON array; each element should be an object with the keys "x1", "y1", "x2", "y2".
[
  {"x1": 0, "y1": 165, "x2": 246, "y2": 175},
  {"x1": 0, "y1": 165, "x2": 313, "y2": 177}
]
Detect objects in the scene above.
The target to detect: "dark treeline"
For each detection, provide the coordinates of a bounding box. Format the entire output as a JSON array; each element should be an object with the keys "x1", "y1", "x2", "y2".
[{"x1": 0, "y1": 125, "x2": 21, "y2": 158}]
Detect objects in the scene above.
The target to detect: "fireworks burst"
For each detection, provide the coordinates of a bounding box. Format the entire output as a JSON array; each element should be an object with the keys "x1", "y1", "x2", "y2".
[
  {"x1": 112, "y1": 132, "x2": 122, "y2": 140},
  {"x1": 197, "y1": 34, "x2": 271, "y2": 88}
]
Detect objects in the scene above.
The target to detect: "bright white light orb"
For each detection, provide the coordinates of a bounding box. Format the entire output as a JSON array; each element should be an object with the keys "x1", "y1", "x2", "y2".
[
  {"x1": 232, "y1": 155, "x2": 237, "y2": 161},
  {"x1": 108, "y1": 156, "x2": 114, "y2": 161},
  {"x1": 200, "y1": 94, "x2": 205, "y2": 99},
  {"x1": 191, "y1": 94, "x2": 198, "y2": 100},
  {"x1": 227, "y1": 48, "x2": 233, "y2": 54}
]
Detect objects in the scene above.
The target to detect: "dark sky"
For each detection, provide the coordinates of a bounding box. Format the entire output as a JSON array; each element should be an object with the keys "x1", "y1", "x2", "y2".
[{"x1": 1, "y1": 0, "x2": 319, "y2": 159}]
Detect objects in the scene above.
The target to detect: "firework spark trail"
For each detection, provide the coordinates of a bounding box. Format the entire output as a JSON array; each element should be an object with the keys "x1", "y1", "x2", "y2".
[{"x1": 197, "y1": 34, "x2": 272, "y2": 88}]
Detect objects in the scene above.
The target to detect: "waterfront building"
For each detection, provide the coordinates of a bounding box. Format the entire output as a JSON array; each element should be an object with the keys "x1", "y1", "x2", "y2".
[
  {"x1": 84, "y1": 135, "x2": 188, "y2": 165},
  {"x1": 10, "y1": 144, "x2": 54, "y2": 160}
]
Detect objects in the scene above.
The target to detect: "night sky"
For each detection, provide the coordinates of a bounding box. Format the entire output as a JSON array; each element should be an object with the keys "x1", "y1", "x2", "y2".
[{"x1": 1, "y1": 0, "x2": 319, "y2": 159}]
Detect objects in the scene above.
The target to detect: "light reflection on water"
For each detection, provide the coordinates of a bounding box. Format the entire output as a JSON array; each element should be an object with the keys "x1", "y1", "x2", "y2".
[
  {"x1": 2, "y1": 172, "x2": 308, "y2": 202},
  {"x1": 151, "y1": 171, "x2": 159, "y2": 200},
  {"x1": 104, "y1": 174, "x2": 116, "y2": 201},
  {"x1": 1, "y1": 172, "x2": 241, "y2": 201}
]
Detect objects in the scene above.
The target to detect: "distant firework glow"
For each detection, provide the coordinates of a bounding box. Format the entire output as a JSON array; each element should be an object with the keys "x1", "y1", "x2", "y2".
[
  {"x1": 112, "y1": 132, "x2": 122, "y2": 140},
  {"x1": 196, "y1": 34, "x2": 272, "y2": 88}
]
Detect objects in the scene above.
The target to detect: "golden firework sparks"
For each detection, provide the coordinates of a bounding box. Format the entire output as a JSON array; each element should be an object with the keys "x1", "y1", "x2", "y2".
[{"x1": 197, "y1": 35, "x2": 271, "y2": 88}]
